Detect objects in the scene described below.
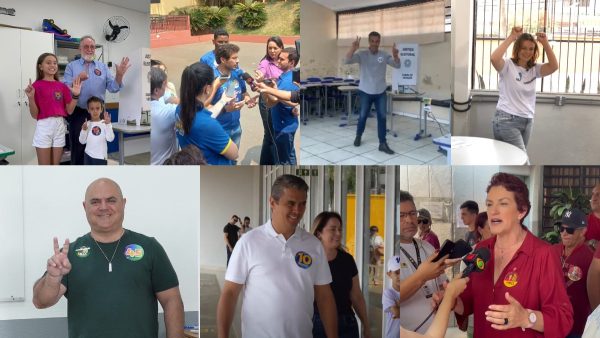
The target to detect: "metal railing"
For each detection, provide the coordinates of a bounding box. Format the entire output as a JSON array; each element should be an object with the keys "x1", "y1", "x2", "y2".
[{"x1": 150, "y1": 15, "x2": 190, "y2": 34}]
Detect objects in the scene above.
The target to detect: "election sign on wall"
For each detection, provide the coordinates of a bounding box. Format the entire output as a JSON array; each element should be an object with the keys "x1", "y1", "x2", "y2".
[{"x1": 392, "y1": 43, "x2": 419, "y2": 87}]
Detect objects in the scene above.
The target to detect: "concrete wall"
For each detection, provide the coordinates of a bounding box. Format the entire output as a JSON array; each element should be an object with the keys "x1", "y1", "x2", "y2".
[
  {"x1": 199, "y1": 166, "x2": 261, "y2": 270},
  {"x1": 459, "y1": 93, "x2": 600, "y2": 164}
]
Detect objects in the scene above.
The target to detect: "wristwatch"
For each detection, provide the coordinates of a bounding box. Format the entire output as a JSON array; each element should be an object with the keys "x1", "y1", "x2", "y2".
[{"x1": 522, "y1": 309, "x2": 536, "y2": 331}]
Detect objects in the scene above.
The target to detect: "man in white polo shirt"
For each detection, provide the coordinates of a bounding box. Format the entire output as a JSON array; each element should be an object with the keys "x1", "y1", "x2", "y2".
[{"x1": 217, "y1": 174, "x2": 338, "y2": 338}]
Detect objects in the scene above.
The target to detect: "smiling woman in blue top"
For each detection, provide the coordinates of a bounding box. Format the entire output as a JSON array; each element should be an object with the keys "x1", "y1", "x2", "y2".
[{"x1": 175, "y1": 62, "x2": 239, "y2": 165}]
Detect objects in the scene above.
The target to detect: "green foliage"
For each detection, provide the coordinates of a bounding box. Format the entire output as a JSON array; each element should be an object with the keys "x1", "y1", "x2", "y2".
[
  {"x1": 292, "y1": 2, "x2": 300, "y2": 33},
  {"x1": 169, "y1": 6, "x2": 195, "y2": 16},
  {"x1": 205, "y1": 6, "x2": 230, "y2": 29},
  {"x1": 233, "y1": 2, "x2": 267, "y2": 29},
  {"x1": 542, "y1": 187, "x2": 590, "y2": 244},
  {"x1": 189, "y1": 7, "x2": 210, "y2": 34}
]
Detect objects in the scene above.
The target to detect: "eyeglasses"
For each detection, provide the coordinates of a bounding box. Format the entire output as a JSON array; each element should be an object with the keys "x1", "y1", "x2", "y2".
[
  {"x1": 559, "y1": 226, "x2": 576, "y2": 234},
  {"x1": 400, "y1": 211, "x2": 418, "y2": 219},
  {"x1": 417, "y1": 219, "x2": 429, "y2": 225}
]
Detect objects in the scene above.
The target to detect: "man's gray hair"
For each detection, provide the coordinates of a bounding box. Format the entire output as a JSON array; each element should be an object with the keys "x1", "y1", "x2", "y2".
[
  {"x1": 79, "y1": 35, "x2": 96, "y2": 46},
  {"x1": 271, "y1": 175, "x2": 308, "y2": 201}
]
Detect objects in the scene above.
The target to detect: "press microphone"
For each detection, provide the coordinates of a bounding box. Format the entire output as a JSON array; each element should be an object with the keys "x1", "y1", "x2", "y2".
[
  {"x1": 241, "y1": 72, "x2": 257, "y2": 91},
  {"x1": 452, "y1": 239, "x2": 473, "y2": 258},
  {"x1": 461, "y1": 247, "x2": 490, "y2": 278}
]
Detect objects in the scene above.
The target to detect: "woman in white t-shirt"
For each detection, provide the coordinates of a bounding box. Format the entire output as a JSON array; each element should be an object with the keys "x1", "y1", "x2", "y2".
[{"x1": 490, "y1": 26, "x2": 558, "y2": 160}]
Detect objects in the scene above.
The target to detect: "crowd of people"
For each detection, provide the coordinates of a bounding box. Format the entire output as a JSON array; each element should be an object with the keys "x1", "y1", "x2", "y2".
[
  {"x1": 150, "y1": 29, "x2": 301, "y2": 165},
  {"x1": 399, "y1": 174, "x2": 600, "y2": 338}
]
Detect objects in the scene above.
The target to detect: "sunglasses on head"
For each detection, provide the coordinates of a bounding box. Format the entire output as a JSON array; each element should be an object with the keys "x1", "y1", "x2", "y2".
[
  {"x1": 559, "y1": 226, "x2": 576, "y2": 234},
  {"x1": 417, "y1": 219, "x2": 429, "y2": 225}
]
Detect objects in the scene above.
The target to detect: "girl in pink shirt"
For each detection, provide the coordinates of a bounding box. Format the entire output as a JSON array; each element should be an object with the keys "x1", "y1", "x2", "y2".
[{"x1": 24, "y1": 53, "x2": 81, "y2": 165}]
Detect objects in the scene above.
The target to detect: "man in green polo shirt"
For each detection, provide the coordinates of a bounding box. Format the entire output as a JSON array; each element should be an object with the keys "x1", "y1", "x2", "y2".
[{"x1": 32, "y1": 178, "x2": 184, "y2": 338}]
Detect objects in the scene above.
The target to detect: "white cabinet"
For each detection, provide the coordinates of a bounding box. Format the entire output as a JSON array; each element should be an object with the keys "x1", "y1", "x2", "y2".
[{"x1": 0, "y1": 28, "x2": 54, "y2": 165}]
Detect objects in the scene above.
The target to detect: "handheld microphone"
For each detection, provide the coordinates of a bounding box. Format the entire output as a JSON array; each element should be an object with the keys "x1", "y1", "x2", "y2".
[
  {"x1": 451, "y1": 239, "x2": 473, "y2": 259},
  {"x1": 241, "y1": 72, "x2": 257, "y2": 91},
  {"x1": 461, "y1": 247, "x2": 490, "y2": 278}
]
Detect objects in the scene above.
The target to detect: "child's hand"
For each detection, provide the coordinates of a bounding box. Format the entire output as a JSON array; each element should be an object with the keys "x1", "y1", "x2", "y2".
[
  {"x1": 24, "y1": 79, "x2": 35, "y2": 100},
  {"x1": 71, "y1": 77, "x2": 81, "y2": 97},
  {"x1": 82, "y1": 119, "x2": 89, "y2": 131},
  {"x1": 78, "y1": 70, "x2": 89, "y2": 82},
  {"x1": 103, "y1": 111, "x2": 111, "y2": 124}
]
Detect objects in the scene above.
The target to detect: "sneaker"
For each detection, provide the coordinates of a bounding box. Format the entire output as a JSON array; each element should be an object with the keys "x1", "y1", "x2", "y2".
[
  {"x1": 379, "y1": 142, "x2": 395, "y2": 154},
  {"x1": 354, "y1": 135, "x2": 361, "y2": 147}
]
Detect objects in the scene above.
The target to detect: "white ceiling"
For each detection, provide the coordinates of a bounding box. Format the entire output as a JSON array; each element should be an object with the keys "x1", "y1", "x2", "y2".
[
  {"x1": 311, "y1": 0, "x2": 403, "y2": 11},
  {"x1": 93, "y1": 0, "x2": 149, "y2": 14}
]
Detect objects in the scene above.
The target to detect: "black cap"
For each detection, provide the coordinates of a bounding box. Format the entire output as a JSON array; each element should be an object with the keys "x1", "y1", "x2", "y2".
[{"x1": 559, "y1": 209, "x2": 587, "y2": 229}]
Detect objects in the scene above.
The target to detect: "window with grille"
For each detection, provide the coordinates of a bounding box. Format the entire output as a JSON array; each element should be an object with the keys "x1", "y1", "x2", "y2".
[
  {"x1": 473, "y1": 0, "x2": 600, "y2": 94},
  {"x1": 541, "y1": 166, "x2": 600, "y2": 235}
]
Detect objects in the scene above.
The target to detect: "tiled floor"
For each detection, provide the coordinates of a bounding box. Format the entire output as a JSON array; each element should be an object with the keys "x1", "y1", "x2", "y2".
[{"x1": 300, "y1": 112, "x2": 449, "y2": 165}]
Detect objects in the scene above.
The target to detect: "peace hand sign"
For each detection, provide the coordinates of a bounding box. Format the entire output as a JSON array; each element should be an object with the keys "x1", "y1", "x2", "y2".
[{"x1": 47, "y1": 237, "x2": 71, "y2": 278}]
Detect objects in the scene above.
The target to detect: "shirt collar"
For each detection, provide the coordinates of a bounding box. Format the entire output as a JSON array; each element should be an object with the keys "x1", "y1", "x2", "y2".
[
  {"x1": 264, "y1": 219, "x2": 303, "y2": 239},
  {"x1": 489, "y1": 228, "x2": 535, "y2": 258},
  {"x1": 77, "y1": 58, "x2": 97, "y2": 67}
]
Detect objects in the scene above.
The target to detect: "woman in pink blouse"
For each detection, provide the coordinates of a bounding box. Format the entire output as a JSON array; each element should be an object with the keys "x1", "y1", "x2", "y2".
[{"x1": 256, "y1": 36, "x2": 284, "y2": 164}]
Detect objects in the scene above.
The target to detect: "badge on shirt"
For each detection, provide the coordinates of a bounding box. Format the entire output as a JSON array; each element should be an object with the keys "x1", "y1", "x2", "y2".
[
  {"x1": 567, "y1": 265, "x2": 582, "y2": 282},
  {"x1": 94, "y1": 68, "x2": 102, "y2": 76},
  {"x1": 516, "y1": 72, "x2": 523, "y2": 82},
  {"x1": 503, "y1": 270, "x2": 518, "y2": 288},
  {"x1": 124, "y1": 244, "x2": 144, "y2": 261},
  {"x1": 400, "y1": 262, "x2": 408, "y2": 269},
  {"x1": 54, "y1": 91, "x2": 63, "y2": 101},
  {"x1": 377, "y1": 56, "x2": 384, "y2": 63},
  {"x1": 91, "y1": 126, "x2": 101, "y2": 136},
  {"x1": 75, "y1": 246, "x2": 91, "y2": 258},
  {"x1": 295, "y1": 251, "x2": 313, "y2": 269}
]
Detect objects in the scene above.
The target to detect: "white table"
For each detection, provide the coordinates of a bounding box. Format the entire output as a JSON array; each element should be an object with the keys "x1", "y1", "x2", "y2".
[
  {"x1": 451, "y1": 136, "x2": 528, "y2": 165},
  {"x1": 338, "y1": 85, "x2": 359, "y2": 127},
  {"x1": 112, "y1": 123, "x2": 151, "y2": 165}
]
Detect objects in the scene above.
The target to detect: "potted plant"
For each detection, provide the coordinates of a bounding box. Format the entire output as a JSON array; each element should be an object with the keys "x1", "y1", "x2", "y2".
[{"x1": 542, "y1": 187, "x2": 590, "y2": 244}]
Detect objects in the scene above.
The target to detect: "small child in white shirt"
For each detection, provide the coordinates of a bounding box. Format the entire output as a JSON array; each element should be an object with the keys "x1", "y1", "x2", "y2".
[{"x1": 79, "y1": 97, "x2": 114, "y2": 165}]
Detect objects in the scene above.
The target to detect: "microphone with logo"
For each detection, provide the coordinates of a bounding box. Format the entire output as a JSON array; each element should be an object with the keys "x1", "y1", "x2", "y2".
[
  {"x1": 461, "y1": 247, "x2": 491, "y2": 278},
  {"x1": 241, "y1": 72, "x2": 258, "y2": 92}
]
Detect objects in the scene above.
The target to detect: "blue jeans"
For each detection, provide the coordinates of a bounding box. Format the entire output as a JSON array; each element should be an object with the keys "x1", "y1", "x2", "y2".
[
  {"x1": 225, "y1": 124, "x2": 242, "y2": 165},
  {"x1": 84, "y1": 153, "x2": 107, "y2": 165},
  {"x1": 357, "y1": 90, "x2": 387, "y2": 144},
  {"x1": 274, "y1": 131, "x2": 296, "y2": 165},
  {"x1": 313, "y1": 312, "x2": 359, "y2": 338},
  {"x1": 492, "y1": 110, "x2": 533, "y2": 154}
]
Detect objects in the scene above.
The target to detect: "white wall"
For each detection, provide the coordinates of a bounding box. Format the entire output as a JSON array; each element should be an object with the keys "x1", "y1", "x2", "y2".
[
  {"x1": 199, "y1": 166, "x2": 261, "y2": 270},
  {"x1": 300, "y1": 0, "x2": 338, "y2": 79},
  {"x1": 0, "y1": 166, "x2": 199, "y2": 320},
  {"x1": 2, "y1": 0, "x2": 150, "y2": 78},
  {"x1": 457, "y1": 93, "x2": 600, "y2": 164}
]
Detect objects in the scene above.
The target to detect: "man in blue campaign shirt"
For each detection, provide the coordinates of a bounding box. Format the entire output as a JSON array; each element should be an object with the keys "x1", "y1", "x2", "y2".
[
  {"x1": 63, "y1": 35, "x2": 130, "y2": 165},
  {"x1": 210, "y1": 44, "x2": 254, "y2": 151},
  {"x1": 200, "y1": 28, "x2": 229, "y2": 72},
  {"x1": 267, "y1": 47, "x2": 300, "y2": 164}
]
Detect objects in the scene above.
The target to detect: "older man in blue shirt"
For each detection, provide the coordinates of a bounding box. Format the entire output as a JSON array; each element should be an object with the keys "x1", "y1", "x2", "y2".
[{"x1": 63, "y1": 35, "x2": 130, "y2": 165}]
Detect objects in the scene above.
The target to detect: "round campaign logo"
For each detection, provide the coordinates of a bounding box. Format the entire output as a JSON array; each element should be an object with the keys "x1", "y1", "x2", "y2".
[
  {"x1": 54, "y1": 91, "x2": 63, "y2": 101},
  {"x1": 91, "y1": 126, "x2": 101, "y2": 136},
  {"x1": 124, "y1": 244, "x2": 144, "y2": 261},
  {"x1": 567, "y1": 265, "x2": 582, "y2": 282},
  {"x1": 94, "y1": 68, "x2": 102, "y2": 76},
  {"x1": 475, "y1": 257, "x2": 485, "y2": 271},
  {"x1": 75, "y1": 246, "x2": 90, "y2": 258},
  {"x1": 377, "y1": 56, "x2": 384, "y2": 63},
  {"x1": 295, "y1": 251, "x2": 313, "y2": 269},
  {"x1": 503, "y1": 270, "x2": 518, "y2": 288}
]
